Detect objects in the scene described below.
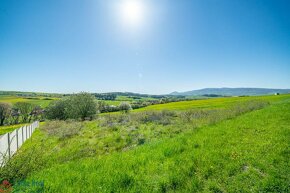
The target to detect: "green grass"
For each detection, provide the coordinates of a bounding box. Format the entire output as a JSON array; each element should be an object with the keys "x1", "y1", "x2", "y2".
[
  {"x1": 1, "y1": 96, "x2": 289, "y2": 192},
  {"x1": 0, "y1": 95, "x2": 56, "y2": 108},
  {"x1": 134, "y1": 94, "x2": 290, "y2": 111},
  {"x1": 0, "y1": 124, "x2": 27, "y2": 135},
  {"x1": 11, "y1": 99, "x2": 289, "y2": 192}
]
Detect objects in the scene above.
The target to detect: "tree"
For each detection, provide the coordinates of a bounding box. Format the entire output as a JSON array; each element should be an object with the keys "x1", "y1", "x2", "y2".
[
  {"x1": 119, "y1": 102, "x2": 132, "y2": 113},
  {"x1": 0, "y1": 102, "x2": 12, "y2": 126},
  {"x1": 30, "y1": 105, "x2": 44, "y2": 121},
  {"x1": 14, "y1": 102, "x2": 35, "y2": 123},
  {"x1": 11, "y1": 107, "x2": 21, "y2": 124},
  {"x1": 45, "y1": 93, "x2": 98, "y2": 121},
  {"x1": 45, "y1": 99, "x2": 68, "y2": 120},
  {"x1": 65, "y1": 92, "x2": 97, "y2": 120}
]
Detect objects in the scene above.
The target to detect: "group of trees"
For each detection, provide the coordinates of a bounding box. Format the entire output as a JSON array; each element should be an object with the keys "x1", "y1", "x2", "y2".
[
  {"x1": 96, "y1": 101, "x2": 132, "y2": 113},
  {"x1": 94, "y1": 93, "x2": 117, "y2": 101},
  {"x1": 0, "y1": 92, "x2": 192, "y2": 126},
  {"x1": 46, "y1": 93, "x2": 98, "y2": 121},
  {"x1": 0, "y1": 102, "x2": 44, "y2": 126},
  {"x1": 46, "y1": 93, "x2": 133, "y2": 120},
  {"x1": 0, "y1": 93, "x2": 134, "y2": 126}
]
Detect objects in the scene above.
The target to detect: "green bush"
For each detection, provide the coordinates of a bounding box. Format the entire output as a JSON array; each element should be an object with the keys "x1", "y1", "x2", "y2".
[
  {"x1": 45, "y1": 92, "x2": 98, "y2": 121},
  {"x1": 119, "y1": 102, "x2": 132, "y2": 113},
  {"x1": 45, "y1": 99, "x2": 68, "y2": 120},
  {"x1": 65, "y1": 93, "x2": 97, "y2": 120},
  {"x1": 14, "y1": 102, "x2": 35, "y2": 123},
  {"x1": 0, "y1": 102, "x2": 12, "y2": 126}
]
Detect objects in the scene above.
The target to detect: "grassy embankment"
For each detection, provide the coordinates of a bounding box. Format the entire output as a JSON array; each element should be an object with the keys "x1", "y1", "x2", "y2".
[{"x1": 0, "y1": 94, "x2": 289, "y2": 192}]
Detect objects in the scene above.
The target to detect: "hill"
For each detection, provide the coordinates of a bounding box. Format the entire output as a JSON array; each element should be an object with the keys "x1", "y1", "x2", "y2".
[
  {"x1": 0, "y1": 94, "x2": 289, "y2": 192},
  {"x1": 170, "y1": 87, "x2": 290, "y2": 96}
]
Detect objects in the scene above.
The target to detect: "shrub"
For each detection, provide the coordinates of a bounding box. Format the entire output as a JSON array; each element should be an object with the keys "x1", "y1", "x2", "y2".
[
  {"x1": 45, "y1": 92, "x2": 98, "y2": 121},
  {"x1": 134, "y1": 110, "x2": 176, "y2": 125},
  {"x1": 0, "y1": 102, "x2": 12, "y2": 126},
  {"x1": 41, "y1": 120, "x2": 83, "y2": 140},
  {"x1": 14, "y1": 102, "x2": 35, "y2": 123},
  {"x1": 45, "y1": 99, "x2": 68, "y2": 120},
  {"x1": 119, "y1": 102, "x2": 132, "y2": 113},
  {"x1": 65, "y1": 93, "x2": 97, "y2": 120}
]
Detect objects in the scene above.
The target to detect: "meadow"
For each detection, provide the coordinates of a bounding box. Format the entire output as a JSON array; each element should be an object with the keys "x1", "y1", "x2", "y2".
[
  {"x1": 134, "y1": 94, "x2": 290, "y2": 111},
  {"x1": 0, "y1": 94, "x2": 289, "y2": 192},
  {"x1": 0, "y1": 95, "x2": 56, "y2": 108}
]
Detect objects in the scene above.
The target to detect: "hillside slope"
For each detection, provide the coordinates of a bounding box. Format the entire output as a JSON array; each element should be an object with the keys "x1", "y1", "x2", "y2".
[{"x1": 20, "y1": 101, "x2": 290, "y2": 192}]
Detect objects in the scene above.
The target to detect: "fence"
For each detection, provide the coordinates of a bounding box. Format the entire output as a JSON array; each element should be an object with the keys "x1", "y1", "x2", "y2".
[{"x1": 0, "y1": 121, "x2": 39, "y2": 167}]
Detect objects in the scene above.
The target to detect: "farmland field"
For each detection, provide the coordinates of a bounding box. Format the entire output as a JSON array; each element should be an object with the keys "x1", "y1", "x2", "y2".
[
  {"x1": 0, "y1": 95, "x2": 56, "y2": 108},
  {"x1": 135, "y1": 94, "x2": 290, "y2": 111},
  {"x1": 1, "y1": 94, "x2": 289, "y2": 192}
]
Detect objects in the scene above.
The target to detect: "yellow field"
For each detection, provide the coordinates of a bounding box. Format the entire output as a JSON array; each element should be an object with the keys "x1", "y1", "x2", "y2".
[
  {"x1": 0, "y1": 95, "x2": 56, "y2": 108},
  {"x1": 134, "y1": 94, "x2": 290, "y2": 111}
]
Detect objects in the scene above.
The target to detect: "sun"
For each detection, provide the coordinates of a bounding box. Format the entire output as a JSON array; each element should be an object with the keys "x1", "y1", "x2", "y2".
[{"x1": 119, "y1": 0, "x2": 146, "y2": 28}]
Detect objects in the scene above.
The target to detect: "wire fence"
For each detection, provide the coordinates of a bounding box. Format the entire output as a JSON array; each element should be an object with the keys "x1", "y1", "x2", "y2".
[{"x1": 0, "y1": 121, "x2": 39, "y2": 167}]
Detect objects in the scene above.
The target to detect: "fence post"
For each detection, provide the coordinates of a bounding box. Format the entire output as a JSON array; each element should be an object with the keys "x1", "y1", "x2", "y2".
[
  {"x1": 22, "y1": 127, "x2": 24, "y2": 144},
  {"x1": 7, "y1": 132, "x2": 11, "y2": 159},
  {"x1": 25, "y1": 125, "x2": 27, "y2": 140},
  {"x1": 16, "y1": 129, "x2": 19, "y2": 150}
]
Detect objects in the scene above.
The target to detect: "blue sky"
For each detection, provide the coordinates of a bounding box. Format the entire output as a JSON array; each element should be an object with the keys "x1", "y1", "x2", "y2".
[{"x1": 0, "y1": 0, "x2": 289, "y2": 94}]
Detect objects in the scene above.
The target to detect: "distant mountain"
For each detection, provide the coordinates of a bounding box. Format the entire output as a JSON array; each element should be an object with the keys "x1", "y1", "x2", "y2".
[{"x1": 170, "y1": 88, "x2": 290, "y2": 96}]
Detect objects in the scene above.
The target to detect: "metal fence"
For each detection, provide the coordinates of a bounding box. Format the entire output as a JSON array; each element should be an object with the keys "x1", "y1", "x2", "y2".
[{"x1": 0, "y1": 121, "x2": 39, "y2": 166}]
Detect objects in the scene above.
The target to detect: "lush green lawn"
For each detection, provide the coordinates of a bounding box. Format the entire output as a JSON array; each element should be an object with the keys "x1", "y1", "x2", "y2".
[{"x1": 1, "y1": 96, "x2": 289, "y2": 192}]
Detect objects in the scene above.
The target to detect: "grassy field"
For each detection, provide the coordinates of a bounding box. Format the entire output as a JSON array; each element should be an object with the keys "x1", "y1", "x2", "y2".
[
  {"x1": 0, "y1": 94, "x2": 289, "y2": 192},
  {"x1": 0, "y1": 124, "x2": 27, "y2": 135},
  {"x1": 0, "y1": 95, "x2": 56, "y2": 108},
  {"x1": 99, "y1": 96, "x2": 160, "y2": 106},
  {"x1": 135, "y1": 94, "x2": 290, "y2": 111}
]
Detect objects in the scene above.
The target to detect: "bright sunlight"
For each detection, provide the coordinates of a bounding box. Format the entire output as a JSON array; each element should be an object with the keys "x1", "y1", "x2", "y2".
[{"x1": 118, "y1": 0, "x2": 147, "y2": 28}]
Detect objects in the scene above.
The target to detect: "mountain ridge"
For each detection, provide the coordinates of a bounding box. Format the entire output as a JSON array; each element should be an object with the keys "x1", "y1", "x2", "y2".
[{"x1": 170, "y1": 87, "x2": 290, "y2": 96}]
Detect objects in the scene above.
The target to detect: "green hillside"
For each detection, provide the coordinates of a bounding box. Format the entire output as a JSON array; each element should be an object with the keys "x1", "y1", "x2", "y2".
[{"x1": 1, "y1": 95, "x2": 289, "y2": 192}]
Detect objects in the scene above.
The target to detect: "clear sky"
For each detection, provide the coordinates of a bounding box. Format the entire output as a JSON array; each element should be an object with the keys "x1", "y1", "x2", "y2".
[{"x1": 0, "y1": 0, "x2": 289, "y2": 94}]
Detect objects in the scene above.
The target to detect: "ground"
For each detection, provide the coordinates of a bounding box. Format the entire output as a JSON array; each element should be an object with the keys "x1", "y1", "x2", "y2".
[{"x1": 0, "y1": 94, "x2": 289, "y2": 192}]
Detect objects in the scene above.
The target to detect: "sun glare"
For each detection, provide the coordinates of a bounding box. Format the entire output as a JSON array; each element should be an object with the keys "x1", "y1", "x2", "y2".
[{"x1": 119, "y1": 0, "x2": 146, "y2": 28}]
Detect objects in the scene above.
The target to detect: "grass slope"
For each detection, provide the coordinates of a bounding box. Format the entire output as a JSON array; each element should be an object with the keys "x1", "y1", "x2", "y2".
[
  {"x1": 19, "y1": 101, "x2": 290, "y2": 192},
  {"x1": 135, "y1": 94, "x2": 290, "y2": 111}
]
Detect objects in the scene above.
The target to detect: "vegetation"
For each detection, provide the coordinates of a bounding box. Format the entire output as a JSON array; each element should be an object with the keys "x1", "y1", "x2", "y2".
[
  {"x1": 0, "y1": 102, "x2": 12, "y2": 126},
  {"x1": 0, "y1": 92, "x2": 289, "y2": 192},
  {"x1": 45, "y1": 92, "x2": 97, "y2": 121},
  {"x1": 0, "y1": 95, "x2": 57, "y2": 108},
  {"x1": 21, "y1": 101, "x2": 289, "y2": 193},
  {"x1": 118, "y1": 102, "x2": 132, "y2": 113},
  {"x1": 1, "y1": 97, "x2": 289, "y2": 192}
]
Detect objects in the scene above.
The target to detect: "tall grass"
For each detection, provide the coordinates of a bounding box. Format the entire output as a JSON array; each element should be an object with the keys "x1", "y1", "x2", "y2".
[
  {"x1": 0, "y1": 100, "x2": 269, "y2": 184},
  {"x1": 9, "y1": 100, "x2": 290, "y2": 192}
]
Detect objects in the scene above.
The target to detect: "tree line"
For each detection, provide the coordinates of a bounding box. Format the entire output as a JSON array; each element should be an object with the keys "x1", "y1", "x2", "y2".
[
  {"x1": 0, "y1": 92, "x2": 194, "y2": 126},
  {"x1": 0, "y1": 102, "x2": 44, "y2": 126},
  {"x1": 0, "y1": 93, "x2": 132, "y2": 126}
]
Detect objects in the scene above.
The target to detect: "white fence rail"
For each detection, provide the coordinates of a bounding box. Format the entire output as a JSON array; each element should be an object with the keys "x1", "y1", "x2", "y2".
[{"x1": 0, "y1": 121, "x2": 39, "y2": 166}]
